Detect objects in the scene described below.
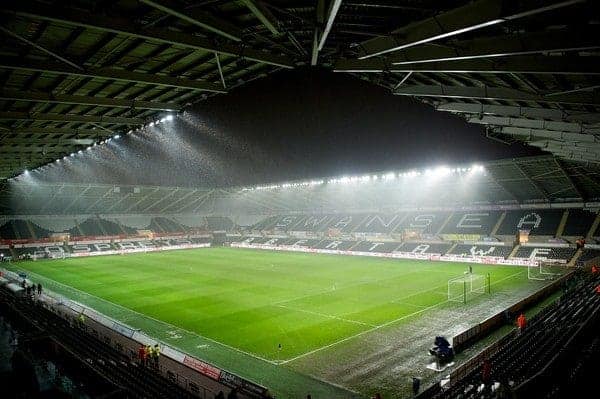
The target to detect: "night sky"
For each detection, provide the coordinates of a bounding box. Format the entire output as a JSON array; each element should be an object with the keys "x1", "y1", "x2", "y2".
[{"x1": 36, "y1": 68, "x2": 542, "y2": 188}]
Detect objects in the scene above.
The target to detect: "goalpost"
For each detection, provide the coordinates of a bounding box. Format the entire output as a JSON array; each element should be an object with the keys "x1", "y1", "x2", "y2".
[
  {"x1": 448, "y1": 273, "x2": 490, "y2": 304},
  {"x1": 527, "y1": 260, "x2": 567, "y2": 281}
]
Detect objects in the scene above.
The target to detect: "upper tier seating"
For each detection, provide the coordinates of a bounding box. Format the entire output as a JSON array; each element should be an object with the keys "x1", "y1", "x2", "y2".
[
  {"x1": 497, "y1": 209, "x2": 563, "y2": 236},
  {"x1": 440, "y1": 211, "x2": 502, "y2": 235},
  {"x1": 206, "y1": 216, "x2": 234, "y2": 230},
  {"x1": 351, "y1": 214, "x2": 405, "y2": 234},
  {"x1": 0, "y1": 219, "x2": 51, "y2": 240},
  {"x1": 562, "y1": 209, "x2": 597, "y2": 236},
  {"x1": 148, "y1": 217, "x2": 187, "y2": 233},
  {"x1": 397, "y1": 212, "x2": 451, "y2": 235}
]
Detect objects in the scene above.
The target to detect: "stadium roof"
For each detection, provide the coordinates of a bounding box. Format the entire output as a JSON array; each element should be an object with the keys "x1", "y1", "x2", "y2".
[
  {"x1": 2, "y1": 155, "x2": 599, "y2": 215},
  {"x1": 0, "y1": 0, "x2": 599, "y2": 179}
]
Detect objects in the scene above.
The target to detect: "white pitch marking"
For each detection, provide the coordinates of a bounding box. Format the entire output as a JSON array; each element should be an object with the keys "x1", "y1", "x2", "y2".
[
  {"x1": 273, "y1": 264, "x2": 452, "y2": 306},
  {"x1": 20, "y1": 268, "x2": 278, "y2": 365},
  {"x1": 275, "y1": 304, "x2": 376, "y2": 327},
  {"x1": 280, "y1": 270, "x2": 526, "y2": 364}
]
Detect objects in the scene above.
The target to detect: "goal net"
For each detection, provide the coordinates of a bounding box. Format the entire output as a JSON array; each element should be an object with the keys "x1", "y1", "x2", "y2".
[
  {"x1": 527, "y1": 260, "x2": 567, "y2": 281},
  {"x1": 448, "y1": 273, "x2": 489, "y2": 303}
]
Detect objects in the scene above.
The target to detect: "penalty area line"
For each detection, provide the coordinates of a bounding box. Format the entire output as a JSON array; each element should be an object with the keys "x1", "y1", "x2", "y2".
[{"x1": 280, "y1": 269, "x2": 525, "y2": 364}]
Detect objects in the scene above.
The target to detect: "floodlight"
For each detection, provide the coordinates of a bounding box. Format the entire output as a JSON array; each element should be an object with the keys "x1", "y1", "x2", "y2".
[
  {"x1": 114, "y1": 134, "x2": 121, "y2": 139},
  {"x1": 149, "y1": 121, "x2": 155, "y2": 127},
  {"x1": 165, "y1": 114, "x2": 174, "y2": 121},
  {"x1": 24, "y1": 169, "x2": 29, "y2": 175},
  {"x1": 70, "y1": 153, "x2": 75, "y2": 156},
  {"x1": 78, "y1": 150, "x2": 83, "y2": 154}
]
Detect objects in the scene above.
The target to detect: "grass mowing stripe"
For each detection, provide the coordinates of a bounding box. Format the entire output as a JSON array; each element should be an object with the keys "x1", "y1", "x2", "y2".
[
  {"x1": 17, "y1": 266, "x2": 279, "y2": 366},
  {"x1": 275, "y1": 304, "x2": 376, "y2": 328}
]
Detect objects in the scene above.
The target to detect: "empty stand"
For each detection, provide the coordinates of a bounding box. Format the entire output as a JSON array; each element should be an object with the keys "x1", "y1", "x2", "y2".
[
  {"x1": 512, "y1": 246, "x2": 576, "y2": 262},
  {"x1": 206, "y1": 216, "x2": 234, "y2": 231},
  {"x1": 313, "y1": 240, "x2": 357, "y2": 251},
  {"x1": 440, "y1": 211, "x2": 502, "y2": 236},
  {"x1": 562, "y1": 209, "x2": 597, "y2": 237},
  {"x1": 0, "y1": 219, "x2": 51, "y2": 240},
  {"x1": 350, "y1": 241, "x2": 402, "y2": 253},
  {"x1": 497, "y1": 209, "x2": 563, "y2": 236},
  {"x1": 578, "y1": 248, "x2": 600, "y2": 263},
  {"x1": 399, "y1": 242, "x2": 452, "y2": 255},
  {"x1": 352, "y1": 214, "x2": 405, "y2": 234},
  {"x1": 448, "y1": 244, "x2": 512, "y2": 258},
  {"x1": 398, "y1": 212, "x2": 451, "y2": 235}
]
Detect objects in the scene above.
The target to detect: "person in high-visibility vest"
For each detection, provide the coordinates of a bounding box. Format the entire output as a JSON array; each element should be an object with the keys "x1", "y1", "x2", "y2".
[
  {"x1": 77, "y1": 313, "x2": 85, "y2": 328},
  {"x1": 153, "y1": 344, "x2": 160, "y2": 368}
]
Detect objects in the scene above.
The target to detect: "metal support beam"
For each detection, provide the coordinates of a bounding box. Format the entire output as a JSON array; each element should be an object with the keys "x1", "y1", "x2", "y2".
[
  {"x1": 311, "y1": 0, "x2": 326, "y2": 66},
  {"x1": 214, "y1": 53, "x2": 227, "y2": 89},
  {"x1": 335, "y1": 56, "x2": 600, "y2": 75},
  {"x1": 1, "y1": 138, "x2": 95, "y2": 145},
  {"x1": 358, "y1": 0, "x2": 585, "y2": 59},
  {"x1": 468, "y1": 115, "x2": 599, "y2": 134},
  {"x1": 160, "y1": 189, "x2": 198, "y2": 213},
  {"x1": 393, "y1": 85, "x2": 600, "y2": 106},
  {"x1": 494, "y1": 126, "x2": 600, "y2": 143},
  {"x1": 393, "y1": 72, "x2": 412, "y2": 90},
  {"x1": 386, "y1": 27, "x2": 600, "y2": 65},
  {"x1": 319, "y1": 0, "x2": 343, "y2": 51},
  {"x1": 485, "y1": 170, "x2": 521, "y2": 202},
  {"x1": 436, "y1": 103, "x2": 600, "y2": 123},
  {"x1": 554, "y1": 158, "x2": 585, "y2": 200},
  {"x1": 1, "y1": 1, "x2": 294, "y2": 68},
  {"x1": 0, "y1": 57, "x2": 226, "y2": 93},
  {"x1": 0, "y1": 26, "x2": 83, "y2": 71},
  {"x1": 536, "y1": 145, "x2": 600, "y2": 163},
  {"x1": 139, "y1": 0, "x2": 242, "y2": 42},
  {"x1": 514, "y1": 162, "x2": 550, "y2": 200},
  {"x1": 6, "y1": 127, "x2": 108, "y2": 136},
  {"x1": 0, "y1": 112, "x2": 144, "y2": 124},
  {"x1": 241, "y1": 0, "x2": 280, "y2": 36},
  {"x1": 0, "y1": 89, "x2": 182, "y2": 111}
]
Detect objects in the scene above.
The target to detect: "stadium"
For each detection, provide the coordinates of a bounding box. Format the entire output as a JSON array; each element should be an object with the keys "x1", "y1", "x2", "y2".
[{"x1": 0, "y1": 1, "x2": 599, "y2": 399}]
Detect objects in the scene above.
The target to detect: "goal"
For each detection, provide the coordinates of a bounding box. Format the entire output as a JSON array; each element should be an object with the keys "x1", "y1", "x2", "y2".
[
  {"x1": 527, "y1": 260, "x2": 567, "y2": 281},
  {"x1": 448, "y1": 273, "x2": 489, "y2": 304}
]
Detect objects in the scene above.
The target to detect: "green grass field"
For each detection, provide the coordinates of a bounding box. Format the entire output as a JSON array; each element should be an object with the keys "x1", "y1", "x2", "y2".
[{"x1": 9, "y1": 247, "x2": 539, "y2": 398}]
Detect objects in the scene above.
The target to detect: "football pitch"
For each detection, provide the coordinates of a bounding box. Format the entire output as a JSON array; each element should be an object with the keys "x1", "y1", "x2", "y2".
[{"x1": 10, "y1": 247, "x2": 539, "y2": 397}]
